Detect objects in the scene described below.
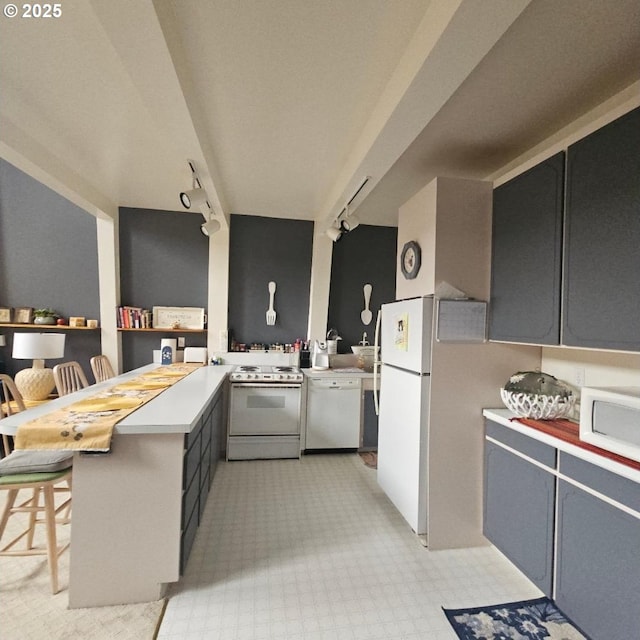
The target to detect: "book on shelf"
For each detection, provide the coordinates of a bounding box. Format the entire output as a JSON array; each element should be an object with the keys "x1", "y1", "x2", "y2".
[{"x1": 117, "y1": 306, "x2": 151, "y2": 329}]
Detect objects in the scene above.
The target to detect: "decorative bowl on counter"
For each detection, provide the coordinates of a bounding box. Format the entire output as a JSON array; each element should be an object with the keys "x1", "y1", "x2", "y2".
[{"x1": 500, "y1": 370, "x2": 575, "y2": 420}]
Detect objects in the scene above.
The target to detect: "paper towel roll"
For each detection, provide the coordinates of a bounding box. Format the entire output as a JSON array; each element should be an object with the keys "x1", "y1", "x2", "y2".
[{"x1": 160, "y1": 338, "x2": 177, "y2": 363}]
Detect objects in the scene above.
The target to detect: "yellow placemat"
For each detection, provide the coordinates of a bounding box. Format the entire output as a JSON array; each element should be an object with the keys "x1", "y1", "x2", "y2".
[
  {"x1": 113, "y1": 381, "x2": 172, "y2": 391},
  {"x1": 71, "y1": 396, "x2": 143, "y2": 412},
  {"x1": 15, "y1": 363, "x2": 203, "y2": 451}
]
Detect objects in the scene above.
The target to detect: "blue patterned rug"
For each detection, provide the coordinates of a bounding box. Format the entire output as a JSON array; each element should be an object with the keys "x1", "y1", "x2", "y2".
[{"x1": 443, "y1": 597, "x2": 590, "y2": 639}]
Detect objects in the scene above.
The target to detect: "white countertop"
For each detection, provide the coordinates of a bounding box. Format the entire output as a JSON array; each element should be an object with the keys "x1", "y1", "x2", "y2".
[
  {"x1": 0, "y1": 364, "x2": 231, "y2": 436},
  {"x1": 484, "y1": 408, "x2": 640, "y2": 484}
]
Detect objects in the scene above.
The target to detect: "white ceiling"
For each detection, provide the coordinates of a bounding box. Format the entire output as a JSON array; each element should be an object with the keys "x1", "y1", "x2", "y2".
[{"x1": 1, "y1": 0, "x2": 639, "y2": 229}]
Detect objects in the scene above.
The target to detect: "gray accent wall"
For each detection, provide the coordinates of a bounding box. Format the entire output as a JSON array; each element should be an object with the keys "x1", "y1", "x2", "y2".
[
  {"x1": 118, "y1": 207, "x2": 209, "y2": 371},
  {"x1": 328, "y1": 224, "x2": 397, "y2": 352},
  {"x1": 228, "y1": 214, "x2": 313, "y2": 346},
  {"x1": 0, "y1": 158, "x2": 101, "y2": 377}
]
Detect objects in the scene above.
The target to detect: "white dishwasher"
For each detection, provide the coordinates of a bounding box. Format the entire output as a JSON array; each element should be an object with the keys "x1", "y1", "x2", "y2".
[{"x1": 305, "y1": 377, "x2": 361, "y2": 449}]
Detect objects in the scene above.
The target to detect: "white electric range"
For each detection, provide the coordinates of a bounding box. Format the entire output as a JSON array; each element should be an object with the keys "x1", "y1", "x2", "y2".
[{"x1": 227, "y1": 365, "x2": 304, "y2": 460}]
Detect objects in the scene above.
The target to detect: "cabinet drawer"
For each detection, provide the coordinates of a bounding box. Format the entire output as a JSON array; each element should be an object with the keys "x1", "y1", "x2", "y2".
[
  {"x1": 486, "y1": 420, "x2": 557, "y2": 468},
  {"x1": 185, "y1": 415, "x2": 204, "y2": 450},
  {"x1": 183, "y1": 430, "x2": 201, "y2": 488},
  {"x1": 180, "y1": 503, "x2": 199, "y2": 574},
  {"x1": 182, "y1": 472, "x2": 199, "y2": 529},
  {"x1": 559, "y1": 452, "x2": 640, "y2": 513}
]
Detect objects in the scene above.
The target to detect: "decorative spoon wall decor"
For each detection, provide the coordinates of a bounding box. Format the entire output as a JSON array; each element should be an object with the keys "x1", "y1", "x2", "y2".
[{"x1": 361, "y1": 284, "x2": 373, "y2": 325}]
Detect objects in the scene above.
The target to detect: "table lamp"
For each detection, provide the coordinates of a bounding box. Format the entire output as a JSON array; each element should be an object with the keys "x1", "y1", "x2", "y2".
[{"x1": 12, "y1": 333, "x2": 66, "y2": 400}]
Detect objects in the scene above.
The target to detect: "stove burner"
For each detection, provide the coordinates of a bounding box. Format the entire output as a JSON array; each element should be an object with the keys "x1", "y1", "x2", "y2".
[{"x1": 230, "y1": 364, "x2": 304, "y2": 383}]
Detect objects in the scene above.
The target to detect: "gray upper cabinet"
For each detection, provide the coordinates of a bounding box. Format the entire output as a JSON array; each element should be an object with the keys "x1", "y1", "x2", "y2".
[
  {"x1": 563, "y1": 106, "x2": 640, "y2": 350},
  {"x1": 489, "y1": 152, "x2": 564, "y2": 344},
  {"x1": 489, "y1": 106, "x2": 640, "y2": 351}
]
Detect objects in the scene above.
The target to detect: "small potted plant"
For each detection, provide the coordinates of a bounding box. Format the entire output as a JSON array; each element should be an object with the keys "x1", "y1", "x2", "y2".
[{"x1": 33, "y1": 308, "x2": 58, "y2": 325}]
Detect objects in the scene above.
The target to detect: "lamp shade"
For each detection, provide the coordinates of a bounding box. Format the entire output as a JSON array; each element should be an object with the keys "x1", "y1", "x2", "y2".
[{"x1": 12, "y1": 333, "x2": 66, "y2": 360}]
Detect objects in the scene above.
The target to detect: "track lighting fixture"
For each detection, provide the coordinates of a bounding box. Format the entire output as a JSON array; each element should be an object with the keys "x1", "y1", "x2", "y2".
[
  {"x1": 326, "y1": 176, "x2": 370, "y2": 242},
  {"x1": 340, "y1": 213, "x2": 360, "y2": 232},
  {"x1": 180, "y1": 188, "x2": 208, "y2": 209},
  {"x1": 201, "y1": 217, "x2": 221, "y2": 236},
  {"x1": 326, "y1": 225, "x2": 343, "y2": 242},
  {"x1": 180, "y1": 159, "x2": 213, "y2": 212}
]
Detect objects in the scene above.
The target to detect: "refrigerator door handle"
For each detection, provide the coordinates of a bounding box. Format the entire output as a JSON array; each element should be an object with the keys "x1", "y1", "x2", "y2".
[{"x1": 373, "y1": 309, "x2": 381, "y2": 416}]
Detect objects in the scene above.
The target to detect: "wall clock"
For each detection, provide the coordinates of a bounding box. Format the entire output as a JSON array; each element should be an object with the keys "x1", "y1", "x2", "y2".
[{"x1": 400, "y1": 240, "x2": 421, "y2": 279}]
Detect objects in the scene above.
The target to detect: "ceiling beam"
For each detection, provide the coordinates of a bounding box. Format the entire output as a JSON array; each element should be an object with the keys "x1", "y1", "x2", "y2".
[{"x1": 317, "y1": 0, "x2": 532, "y2": 230}]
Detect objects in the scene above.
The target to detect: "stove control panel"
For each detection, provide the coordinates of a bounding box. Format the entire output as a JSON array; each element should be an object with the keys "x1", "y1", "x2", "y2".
[{"x1": 229, "y1": 367, "x2": 304, "y2": 383}]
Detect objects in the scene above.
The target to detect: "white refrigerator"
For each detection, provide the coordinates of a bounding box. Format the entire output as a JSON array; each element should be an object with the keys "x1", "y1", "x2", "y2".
[{"x1": 376, "y1": 296, "x2": 433, "y2": 535}]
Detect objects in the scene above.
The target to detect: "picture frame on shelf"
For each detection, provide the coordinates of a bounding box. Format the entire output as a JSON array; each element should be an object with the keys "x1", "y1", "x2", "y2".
[
  {"x1": 0, "y1": 307, "x2": 12, "y2": 323},
  {"x1": 14, "y1": 307, "x2": 34, "y2": 324},
  {"x1": 152, "y1": 306, "x2": 205, "y2": 330}
]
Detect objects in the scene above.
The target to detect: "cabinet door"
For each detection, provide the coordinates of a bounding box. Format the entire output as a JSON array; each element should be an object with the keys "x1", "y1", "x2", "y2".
[
  {"x1": 361, "y1": 390, "x2": 378, "y2": 449},
  {"x1": 563, "y1": 106, "x2": 640, "y2": 350},
  {"x1": 483, "y1": 440, "x2": 555, "y2": 595},
  {"x1": 556, "y1": 480, "x2": 640, "y2": 639},
  {"x1": 489, "y1": 152, "x2": 564, "y2": 344}
]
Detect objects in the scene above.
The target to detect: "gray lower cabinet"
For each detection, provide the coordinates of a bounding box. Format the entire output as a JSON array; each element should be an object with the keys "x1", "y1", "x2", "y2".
[
  {"x1": 555, "y1": 454, "x2": 640, "y2": 640},
  {"x1": 485, "y1": 421, "x2": 640, "y2": 638},
  {"x1": 483, "y1": 421, "x2": 556, "y2": 596},
  {"x1": 180, "y1": 386, "x2": 225, "y2": 572}
]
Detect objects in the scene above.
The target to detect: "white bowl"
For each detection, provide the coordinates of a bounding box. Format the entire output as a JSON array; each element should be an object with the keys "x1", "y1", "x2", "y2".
[
  {"x1": 351, "y1": 346, "x2": 378, "y2": 357},
  {"x1": 500, "y1": 388, "x2": 575, "y2": 420}
]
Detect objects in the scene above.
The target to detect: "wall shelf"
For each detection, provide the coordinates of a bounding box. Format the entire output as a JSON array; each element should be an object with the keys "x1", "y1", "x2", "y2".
[
  {"x1": 117, "y1": 328, "x2": 206, "y2": 334},
  {"x1": 0, "y1": 323, "x2": 99, "y2": 331}
]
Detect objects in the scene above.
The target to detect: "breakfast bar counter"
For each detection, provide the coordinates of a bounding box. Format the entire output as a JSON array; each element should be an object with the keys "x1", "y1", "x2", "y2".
[{"x1": 0, "y1": 363, "x2": 231, "y2": 608}]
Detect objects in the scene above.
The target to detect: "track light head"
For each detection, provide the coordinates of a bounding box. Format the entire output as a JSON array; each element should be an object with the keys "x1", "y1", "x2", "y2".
[
  {"x1": 180, "y1": 188, "x2": 208, "y2": 209},
  {"x1": 201, "y1": 218, "x2": 221, "y2": 237},
  {"x1": 326, "y1": 226, "x2": 343, "y2": 242},
  {"x1": 340, "y1": 213, "x2": 360, "y2": 233}
]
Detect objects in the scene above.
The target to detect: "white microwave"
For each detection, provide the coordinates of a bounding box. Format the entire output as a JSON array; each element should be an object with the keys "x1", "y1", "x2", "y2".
[{"x1": 580, "y1": 386, "x2": 640, "y2": 462}]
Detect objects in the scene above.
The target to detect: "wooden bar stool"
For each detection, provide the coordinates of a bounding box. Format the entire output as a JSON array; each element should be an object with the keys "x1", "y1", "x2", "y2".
[
  {"x1": 0, "y1": 465, "x2": 72, "y2": 594},
  {"x1": 90, "y1": 355, "x2": 115, "y2": 384},
  {"x1": 0, "y1": 373, "x2": 73, "y2": 594},
  {"x1": 53, "y1": 361, "x2": 89, "y2": 396}
]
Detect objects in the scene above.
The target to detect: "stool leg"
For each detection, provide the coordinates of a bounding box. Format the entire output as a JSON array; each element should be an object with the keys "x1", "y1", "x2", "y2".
[
  {"x1": 43, "y1": 484, "x2": 59, "y2": 594},
  {"x1": 26, "y1": 488, "x2": 40, "y2": 549},
  {"x1": 0, "y1": 489, "x2": 19, "y2": 541}
]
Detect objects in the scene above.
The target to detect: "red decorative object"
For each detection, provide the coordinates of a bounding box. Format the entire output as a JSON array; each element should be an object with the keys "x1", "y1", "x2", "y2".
[{"x1": 56, "y1": 318, "x2": 67, "y2": 326}]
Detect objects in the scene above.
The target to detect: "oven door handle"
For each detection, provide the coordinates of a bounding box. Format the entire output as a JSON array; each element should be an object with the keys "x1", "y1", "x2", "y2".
[{"x1": 231, "y1": 384, "x2": 302, "y2": 389}]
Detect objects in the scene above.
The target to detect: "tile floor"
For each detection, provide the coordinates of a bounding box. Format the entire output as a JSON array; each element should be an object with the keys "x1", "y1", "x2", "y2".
[{"x1": 157, "y1": 454, "x2": 541, "y2": 640}]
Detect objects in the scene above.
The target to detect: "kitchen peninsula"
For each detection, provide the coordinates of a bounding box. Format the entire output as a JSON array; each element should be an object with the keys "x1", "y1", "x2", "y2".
[{"x1": 0, "y1": 363, "x2": 230, "y2": 608}]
